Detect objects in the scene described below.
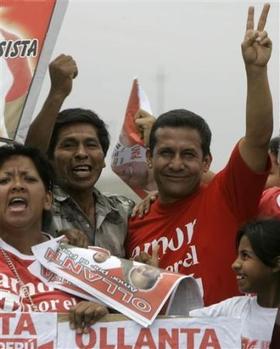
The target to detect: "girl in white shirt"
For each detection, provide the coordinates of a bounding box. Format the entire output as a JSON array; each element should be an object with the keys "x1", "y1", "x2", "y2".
[{"x1": 190, "y1": 218, "x2": 280, "y2": 349}]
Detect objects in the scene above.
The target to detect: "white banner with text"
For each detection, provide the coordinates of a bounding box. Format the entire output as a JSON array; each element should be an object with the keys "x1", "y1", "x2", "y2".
[{"x1": 0, "y1": 313, "x2": 242, "y2": 349}]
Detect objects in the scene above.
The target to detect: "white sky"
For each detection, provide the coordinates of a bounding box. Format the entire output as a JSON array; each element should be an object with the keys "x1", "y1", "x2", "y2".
[{"x1": 34, "y1": 0, "x2": 279, "y2": 187}]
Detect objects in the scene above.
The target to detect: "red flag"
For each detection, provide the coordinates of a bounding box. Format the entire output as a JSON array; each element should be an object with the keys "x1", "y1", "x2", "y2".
[
  {"x1": 0, "y1": 0, "x2": 68, "y2": 142},
  {"x1": 111, "y1": 78, "x2": 157, "y2": 198}
]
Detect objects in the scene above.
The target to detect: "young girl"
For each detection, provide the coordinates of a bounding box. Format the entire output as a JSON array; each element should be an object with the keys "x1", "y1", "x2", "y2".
[{"x1": 190, "y1": 218, "x2": 280, "y2": 349}]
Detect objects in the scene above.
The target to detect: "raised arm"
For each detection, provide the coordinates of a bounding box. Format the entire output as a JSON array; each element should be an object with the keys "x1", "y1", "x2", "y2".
[
  {"x1": 239, "y1": 3, "x2": 273, "y2": 172},
  {"x1": 25, "y1": 54, "x2": 77, "y2": 153}
]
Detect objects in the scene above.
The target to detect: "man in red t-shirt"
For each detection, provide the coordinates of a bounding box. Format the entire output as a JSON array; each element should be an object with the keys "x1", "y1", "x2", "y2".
[{"x1": 127, "y1": 4, "x2": 273, "y2": 306}]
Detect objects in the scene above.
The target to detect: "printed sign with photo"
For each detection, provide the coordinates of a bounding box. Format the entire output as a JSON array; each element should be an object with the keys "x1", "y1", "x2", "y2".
[{"x1": 31, "y1": 238, "x2": 203, "y2": 327}]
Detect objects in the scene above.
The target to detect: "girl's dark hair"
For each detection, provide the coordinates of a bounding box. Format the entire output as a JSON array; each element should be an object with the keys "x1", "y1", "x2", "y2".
[{"x1": 236, "y1": 218, "x2": 280, "y2": 267}]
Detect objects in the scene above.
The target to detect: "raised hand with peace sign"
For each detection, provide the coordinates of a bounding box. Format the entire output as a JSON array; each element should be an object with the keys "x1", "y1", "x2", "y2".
[
  {"x1": 242, "y1": 3, "x2": 272, "y2": 68},
  {"x1": 239, "y1": 2, "x2": 273, "y2": 174}
]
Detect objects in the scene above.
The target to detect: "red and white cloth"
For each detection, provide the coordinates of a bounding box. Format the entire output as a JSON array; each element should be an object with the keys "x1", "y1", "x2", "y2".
[
  {"x1": 0, "y1": 238, "x2": 79, "y2": 313},
  {"x1": 258, "y1": 187, "x2": 280, "y2": 218},
  {"x1": 190, "y1": 295, "x2": 277, "y2": 349}
]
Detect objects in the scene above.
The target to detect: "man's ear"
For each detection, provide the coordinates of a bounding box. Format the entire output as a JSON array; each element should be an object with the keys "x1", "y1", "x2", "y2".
[
  {"x1": 146, "y1": 148, "x2": 153, "y2": 169},
  {"x1": 272, "y1": 256, "x2": 280, "y2": 273},
  {"x1": 203, "y1": 153, "x2": 213, "y2": 173},
  {"x1": 49, "y1": 157, "x2": 55, "y2": 167}
]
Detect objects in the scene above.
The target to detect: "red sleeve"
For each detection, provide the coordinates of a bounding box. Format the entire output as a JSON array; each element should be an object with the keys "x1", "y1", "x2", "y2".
[{"x1": 214, "y1": 142, "x2": 270, "y2": 222}]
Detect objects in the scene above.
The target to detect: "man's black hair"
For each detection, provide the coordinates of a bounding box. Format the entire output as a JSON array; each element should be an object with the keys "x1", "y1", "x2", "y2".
[
  {"x1": 47, "y1": 108, "x2": 110, "y2": 158},
  {"x1": 269, "y1": 136, "x2": 280, "y2": 157},
  {"x1": 149, "y1": 109, "x2": 212, "y2": 157}
]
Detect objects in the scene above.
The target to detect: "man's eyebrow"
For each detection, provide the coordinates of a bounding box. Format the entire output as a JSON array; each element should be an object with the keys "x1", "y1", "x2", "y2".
[
  {"x1": 58, "y1": 137, "x2": 76, "y2": 143},
  {"x1": 2, "y1": 170, "x2": 30, "y2": 175},
  {"x1": 158, "y1": 146, "x2": 172, "y2": 150},
  {"x1": 158, "y1": 145, "x2": 198, "y2": 151},
  {"x1": 60, "y1": 136, "x2": 99, "y2": 142},
  {"x1": 85, "y1": 137, "x2": 99, "y2": 142}
]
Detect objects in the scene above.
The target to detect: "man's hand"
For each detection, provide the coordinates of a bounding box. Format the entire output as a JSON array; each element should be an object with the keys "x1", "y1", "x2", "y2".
[
  {"x1": 134, "y1": 109, "x2": 156, "y2": 147},
  {"x1": 24, "y1": 54, "x2": 78, "y2": 151},
  {"x1": 69, "y1": 301, "x2": 108, "y2": 334},
  {"x1": 58, "y1": 229, "x2": 89, "y2": 248},
  {"x1": 131, "y1": 190, "x2": 158, "y2": 218},
  {"x1": 133, "y1": 245, "x2": 160, "y2": 268},
  {"x1": 242, "y1": 3, "x2": 272, "y2": 68},
  {"x1": 49, "y1": 54, "x2": 78, "y2": 99}
]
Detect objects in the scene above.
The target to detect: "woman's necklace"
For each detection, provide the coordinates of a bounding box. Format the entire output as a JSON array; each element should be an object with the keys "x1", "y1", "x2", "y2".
[{"x1": 0, "y1": 247, "x2": 39, "y2": 312}]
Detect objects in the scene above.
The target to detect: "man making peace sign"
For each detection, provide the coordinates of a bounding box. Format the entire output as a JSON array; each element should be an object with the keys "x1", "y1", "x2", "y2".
[{"x1": 127, "y1": 3, "x2": 273, "y2": 306}]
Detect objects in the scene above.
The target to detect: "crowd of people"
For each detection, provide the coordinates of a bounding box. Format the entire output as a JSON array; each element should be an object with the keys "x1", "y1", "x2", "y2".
[{"x1": 0, "y1": 2, "x2": 279, "y2": 347}]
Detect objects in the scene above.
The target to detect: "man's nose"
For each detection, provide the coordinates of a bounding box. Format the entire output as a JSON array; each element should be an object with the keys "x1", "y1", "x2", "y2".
[
  {"x1": 75, "y1": 144, "x2": 88, "y2": 158},
  {"x1": 168, "y1": 154, "x2": 185, "y2": 170}
]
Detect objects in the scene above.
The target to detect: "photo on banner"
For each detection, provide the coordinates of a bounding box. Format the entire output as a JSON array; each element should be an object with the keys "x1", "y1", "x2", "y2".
[{"x1": 0, "y1": 0, "x2": 68, "y2": 143}]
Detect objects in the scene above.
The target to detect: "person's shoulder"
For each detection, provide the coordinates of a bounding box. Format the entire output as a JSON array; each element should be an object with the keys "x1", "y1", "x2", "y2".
[
  {"x1": 190, "y1": 296, "x2": 251, "y2": 318},
  {"x1": 108, "y1": 194, "x2": 135, "y2": 210},
  {"x1": 95, "y1": 188, "x2": 135, "y2": 212},
  {"x1": 259, "y1": 186, "x2": 280, "y2": 218},
  {"x1": 52, "y1": 185, "x2": 69, "y2": 201},
  {"x1": 262, "y1": 186, "x2": 280, "y2": 197},
  {"x1": 51, "y1": 185, "x2": 70, "y2": 216},
  {"x1": 224, "y1": 295, "x2": 252, "y2": 308},
  {"x1": 261, "y1": 186, "x2": 280, "y2": 206}
]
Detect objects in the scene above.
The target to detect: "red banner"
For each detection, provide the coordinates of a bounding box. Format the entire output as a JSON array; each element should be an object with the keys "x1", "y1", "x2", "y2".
[{"x1": 0, "y1": 0, "x2": 68, "y2": 142}]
